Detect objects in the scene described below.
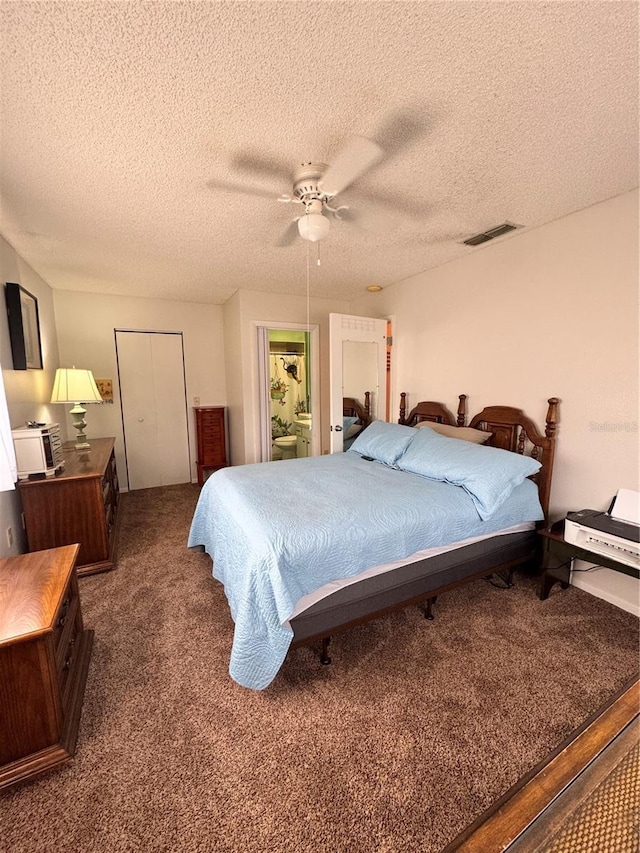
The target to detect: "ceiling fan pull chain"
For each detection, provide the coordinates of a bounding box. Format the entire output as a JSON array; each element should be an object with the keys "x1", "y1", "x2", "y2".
[
  {"x1": 306, "y1": 241, "x2": 310, "y2": 333},
  {"x1": 317, "y1": 243, "x2": 321, "y2": 266}
]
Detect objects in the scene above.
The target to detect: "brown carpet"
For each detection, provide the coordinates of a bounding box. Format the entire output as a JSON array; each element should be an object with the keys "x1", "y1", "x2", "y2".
[{"x1": 2, "y1": 484, "x2": 638, "y2": 853}]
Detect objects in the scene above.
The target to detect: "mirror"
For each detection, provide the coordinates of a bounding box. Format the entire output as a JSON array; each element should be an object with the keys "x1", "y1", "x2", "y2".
[
  {"x1": 343, "y1": 341, "x2": 378, "y2": 419},
  {"x1": 329, "y1": 313, "x2": 387, "y2": 453}
]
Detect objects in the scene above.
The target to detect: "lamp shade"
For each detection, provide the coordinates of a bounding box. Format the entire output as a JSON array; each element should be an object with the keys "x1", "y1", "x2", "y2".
[
  {"x1": 298, "y1": 212, "x2": 330, "y2": 243},
  {"x1": 50, "y1": 368, "x2": 103, "y2": 404}
]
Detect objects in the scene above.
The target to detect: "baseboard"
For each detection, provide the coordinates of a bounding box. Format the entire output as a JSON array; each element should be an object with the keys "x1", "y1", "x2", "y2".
[{"x1": 571, "y1": 567, "x2": 640, "y2": 617}]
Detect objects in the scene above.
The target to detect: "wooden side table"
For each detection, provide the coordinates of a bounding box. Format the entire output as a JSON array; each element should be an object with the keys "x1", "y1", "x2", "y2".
[{"x1": 538, "y1": 519, "x2": 640, "y2": 600}]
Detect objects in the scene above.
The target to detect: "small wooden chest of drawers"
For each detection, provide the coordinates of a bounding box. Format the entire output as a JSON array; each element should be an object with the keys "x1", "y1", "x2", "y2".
[
  {"x1": 18, "y1": 437, "x2": 120, "y2": 577},
  {"x1": 194, "y1": 406, "x2": 228, "y2": 486},
  {"x1": 0, "y1": 544, "x2": 94, "y2": 789}
]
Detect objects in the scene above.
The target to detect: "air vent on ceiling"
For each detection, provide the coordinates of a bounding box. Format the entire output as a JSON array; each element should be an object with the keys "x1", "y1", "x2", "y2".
[{"x1": 461, "y1": 222, "x2": 523, "y2": 247}]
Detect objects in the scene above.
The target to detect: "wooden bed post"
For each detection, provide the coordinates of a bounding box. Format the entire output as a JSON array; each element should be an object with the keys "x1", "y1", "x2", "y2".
[
  {"x1": 545, "y1": 397, "x2": 559, "y2": 438},
  {"x1": 457, "y1": 394, "x2": 467, "y2": 427},
  {"x1": 364, "y1": 391, "x2": 371, "y2": 421},
  {"x1": 399, "y1": 392, "x2": 407, "y2": 424}
]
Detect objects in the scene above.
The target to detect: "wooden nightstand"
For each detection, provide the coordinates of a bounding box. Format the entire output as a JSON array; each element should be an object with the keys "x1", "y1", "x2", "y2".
[{"x1": 0, "y1": 545, "x2": 94, "y2": 789}]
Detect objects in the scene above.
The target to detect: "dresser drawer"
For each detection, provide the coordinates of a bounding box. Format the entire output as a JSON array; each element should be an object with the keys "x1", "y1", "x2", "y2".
[
  {"x1": 59, "y1": 606, "x2": 84, "y2": 706},
  {"x1": 53, "y1": 581, "x2": 78, "y2": 668},
  {"x1": 201, "y1": 422, "x2": 223, "y2": 438}
]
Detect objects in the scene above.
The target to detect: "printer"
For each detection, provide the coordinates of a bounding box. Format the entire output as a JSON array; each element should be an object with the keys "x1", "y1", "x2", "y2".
[{"x1": 564, "y1": 489, "x2": 640, "y2": 570}]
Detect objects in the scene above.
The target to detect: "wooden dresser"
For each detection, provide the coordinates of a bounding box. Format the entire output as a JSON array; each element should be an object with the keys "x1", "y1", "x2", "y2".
[
  {"x1": 0, "y1": 544, "x2": 94, "y2": 789},
  {"x1": 18, "y1": 437, "x2": 120, "y2": 577},
  {"x1": 194, "y1": 406, "x2": 228, "y2": 486}
]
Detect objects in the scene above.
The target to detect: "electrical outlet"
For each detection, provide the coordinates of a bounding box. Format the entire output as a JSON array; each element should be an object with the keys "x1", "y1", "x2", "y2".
[
  {"x1": 6, "y1": 527, "x2": 13, "y2": 547},
  {"x1": 194, "y1": 396, "x2": 200, "y2": 407}
]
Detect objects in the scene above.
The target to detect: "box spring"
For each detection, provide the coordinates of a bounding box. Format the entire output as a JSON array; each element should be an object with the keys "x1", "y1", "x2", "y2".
[{"x1": 290, "y1": 530, "x2": 536, "y2": 645}]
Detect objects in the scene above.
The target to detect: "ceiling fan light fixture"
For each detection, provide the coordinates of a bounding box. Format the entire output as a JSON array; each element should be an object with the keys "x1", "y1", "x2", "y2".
[{"x1": 298, "y1": 212, "x2": 331, "y2": 242}]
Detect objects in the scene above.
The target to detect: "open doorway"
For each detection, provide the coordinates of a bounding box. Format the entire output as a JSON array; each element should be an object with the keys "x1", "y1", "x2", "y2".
[{"x1": 257, "y1": 323, "x2": 320, "y2": 462}]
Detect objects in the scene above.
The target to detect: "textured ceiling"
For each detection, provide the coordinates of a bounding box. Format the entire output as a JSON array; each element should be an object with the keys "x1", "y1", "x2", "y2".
[{"x1": 1, "y1": 1, "x2": 638, "y2": 305}]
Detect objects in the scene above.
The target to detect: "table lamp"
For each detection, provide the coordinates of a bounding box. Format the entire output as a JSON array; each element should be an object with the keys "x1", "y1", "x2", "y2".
[{"x1": 50, "y1": 367, "x2": 103, "y2": 450}]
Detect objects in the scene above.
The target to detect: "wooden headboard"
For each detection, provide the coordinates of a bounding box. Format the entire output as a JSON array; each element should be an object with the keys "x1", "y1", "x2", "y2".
[
  {"x1": 468, "y1": 400, "x2": 559, "y2": 520},
  {"x1": 399, "y1": 392, "x2": 467, "y2": 428},
  {"x1": 398, "y1": 393, "x2": 560, "y2": 519},
  {"x1": 343, "y1": 392, "x2": 372, "y2": 426}
]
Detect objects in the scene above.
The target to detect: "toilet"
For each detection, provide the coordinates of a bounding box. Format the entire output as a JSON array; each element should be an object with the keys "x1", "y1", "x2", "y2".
[{"x1": 273, "y1": 435, "x2": 297, "y2": 460}]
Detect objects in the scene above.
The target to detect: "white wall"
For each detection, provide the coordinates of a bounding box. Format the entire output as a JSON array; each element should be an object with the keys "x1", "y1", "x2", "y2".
[
  {"x1": 52, "y1": 289, "x2": 226, "y2": 490},
  {"x1": 350, "y1": 190, "x2": 639, "y2": 614},
  {"x1": 0, "y1": 236, "x2": 62, "y2": 556}
]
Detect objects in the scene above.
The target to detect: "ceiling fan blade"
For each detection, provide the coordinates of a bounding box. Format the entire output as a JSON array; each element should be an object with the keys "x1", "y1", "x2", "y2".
[
  {"x1": 231, "y1": 151, "x2": 291, "y2": 181},
  {"x1": 372, "y1": 108, "x2": 428, "y2": 158},
  {"x1": 345, "y1": 185, "x2": 432, "y2": 218},
  {"x1": 335, "y1": 206, "x2": 392, "y2": 235},
  {"x1": 206, "y1": 178, "x2": 276, "y2": 200},
  {"x1": 318, "y1": 135, "x2": 384, "y2": 197},
  {"x1": 276, "y1": 219, "x2": 301, "y2": 247}
]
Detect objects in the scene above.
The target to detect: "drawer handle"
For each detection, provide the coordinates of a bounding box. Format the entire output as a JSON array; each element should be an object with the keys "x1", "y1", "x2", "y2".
[
  {"x1": 63, "y1": 637, "x2": 76, "y2": 670},
  {"x1": 56, "y1": 597, "x2": 70, "y2": 628}
]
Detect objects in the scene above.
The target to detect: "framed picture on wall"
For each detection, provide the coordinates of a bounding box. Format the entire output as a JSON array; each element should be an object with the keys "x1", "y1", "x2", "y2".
[{"x1": 4, "y1": 282, "x2": 43, "y2": 370}]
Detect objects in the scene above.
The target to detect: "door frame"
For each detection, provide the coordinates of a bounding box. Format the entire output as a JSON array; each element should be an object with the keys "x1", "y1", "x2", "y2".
[{"x1": 254, "y1": 321, "x2": 320, "y2": 463}]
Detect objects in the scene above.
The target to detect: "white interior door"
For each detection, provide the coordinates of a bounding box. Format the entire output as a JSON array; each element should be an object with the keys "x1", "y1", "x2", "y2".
[
  {"x1": 329, "y1": 313, "x2": 387, "y2": 453},
  {"x1": 116, "y1": 330, "x2": 191, "y2": 490}
]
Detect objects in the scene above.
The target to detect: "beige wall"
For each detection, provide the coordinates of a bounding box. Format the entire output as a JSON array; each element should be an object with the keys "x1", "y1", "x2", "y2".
[
  {"x1": 350, "y1": 190, "x2": 639, "y2": 614},
  {"x1": 0, "y1": 236, "x2": 63, "y2": 556},
  {"x1": 222, "y1": 290, "x2": 245, "y2": 466},
  {"x1": 52, "y1": 289, "x2": 226, "y2": 489}
]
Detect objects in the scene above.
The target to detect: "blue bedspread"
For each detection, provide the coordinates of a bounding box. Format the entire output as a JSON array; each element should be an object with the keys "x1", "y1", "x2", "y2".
[{"x1": 187, "y1": 453, "x2": 543, "y2": 690}]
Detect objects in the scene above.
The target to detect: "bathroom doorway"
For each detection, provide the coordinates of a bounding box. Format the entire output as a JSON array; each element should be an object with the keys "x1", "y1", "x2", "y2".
[{"x1": 257, "y1": 324, "x2": 319, "y2": 462}]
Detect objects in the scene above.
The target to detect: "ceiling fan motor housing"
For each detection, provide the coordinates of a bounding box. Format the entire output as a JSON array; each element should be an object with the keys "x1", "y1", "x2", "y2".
[{"x1": 293, "y1": 162, "x2": 334, "y2": 204}]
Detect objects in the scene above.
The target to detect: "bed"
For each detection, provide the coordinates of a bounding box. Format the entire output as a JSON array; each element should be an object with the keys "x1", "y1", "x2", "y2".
[
  {"x1": 342, "y1": 392, "x2": 371, "y2": 450},
  {"x1": 188, "y1": 394, "x2": 559, "y2": 690}
]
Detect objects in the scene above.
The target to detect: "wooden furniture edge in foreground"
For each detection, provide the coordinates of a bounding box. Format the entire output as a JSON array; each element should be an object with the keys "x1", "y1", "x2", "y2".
[
  {"x1": 0, "y1": 545, "x2": 94, "y2": 790},
  {"x1": 441, "y1": 675, "x2": 640, "y2": 853}
]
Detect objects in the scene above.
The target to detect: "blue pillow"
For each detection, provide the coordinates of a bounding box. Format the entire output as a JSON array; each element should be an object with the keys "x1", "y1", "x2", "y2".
[
  {"x1": 348, "y1": 420, "x2": 416, "y2": 466},
  {"x1": 396, "y1": 425, "x2": 541, "y2": 519},
  {"x1": 343, "y1": 416, "x2": 359, "y2": 433}
]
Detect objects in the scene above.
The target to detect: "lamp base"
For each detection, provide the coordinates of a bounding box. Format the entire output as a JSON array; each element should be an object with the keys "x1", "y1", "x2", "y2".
[{"x1": 69, "y1": 404, "x2": 91, "y2": 451}]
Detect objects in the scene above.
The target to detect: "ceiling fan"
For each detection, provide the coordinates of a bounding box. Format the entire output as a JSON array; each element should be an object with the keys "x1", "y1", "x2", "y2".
[{"x1": 208, "y1": 134, "x2": 387, "y2": 246}]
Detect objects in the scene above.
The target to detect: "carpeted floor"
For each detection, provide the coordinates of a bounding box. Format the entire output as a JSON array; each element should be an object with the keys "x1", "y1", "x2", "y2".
[{"x1": 2, "y1": 484, "x2": 638, "y2": 853}]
